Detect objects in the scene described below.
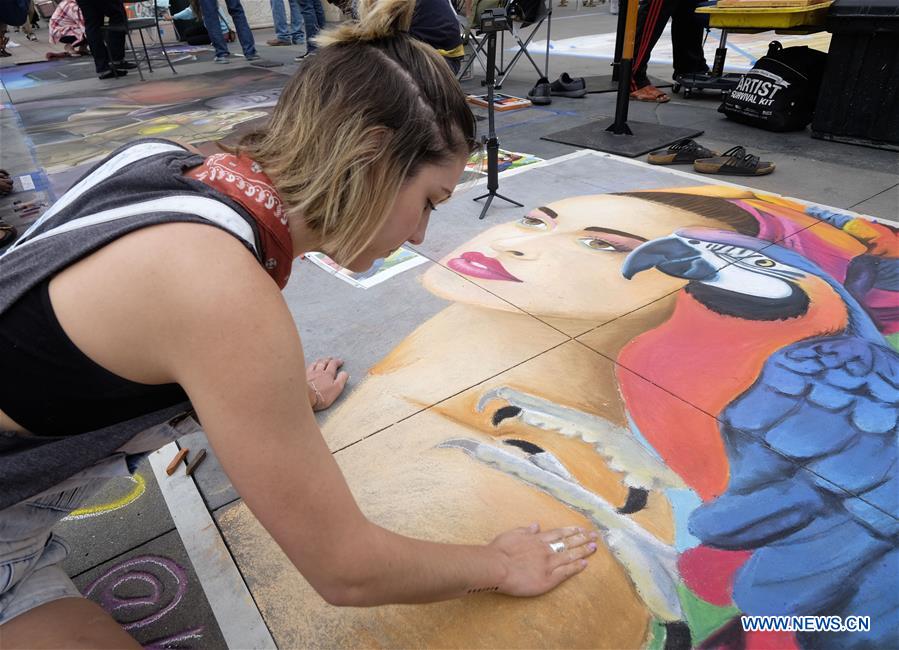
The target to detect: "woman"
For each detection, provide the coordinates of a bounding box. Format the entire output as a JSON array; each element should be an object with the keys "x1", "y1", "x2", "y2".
[
  {"x1": 48, "y1": 0, "x2": 88, "y2": 57},
  {"x1": 0, "y1": 1, "x2": 595, "y2": 647}
]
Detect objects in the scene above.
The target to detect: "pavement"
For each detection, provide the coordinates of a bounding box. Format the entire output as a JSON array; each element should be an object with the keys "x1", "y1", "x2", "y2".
[{"x1": 2, "y1": 6, "x2": 897, "y2": 649}]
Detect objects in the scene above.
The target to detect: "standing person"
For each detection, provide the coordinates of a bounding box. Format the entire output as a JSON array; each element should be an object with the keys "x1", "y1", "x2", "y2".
[
  {"x1": 267, "y1": 0, "x2": 305, "y2": 46},
  {"x1": 0, "y1": 1, "x2": 596, "y2": 646},
  {"x1": 20, "y1": 1, "x2": 39, "y2": 40},
  {"x1": 311, "y1": 0, "x2": 325, "y2": 28},
  {"x1": 629, "y1": 0, "x2": 709, "y2": 102},
  {"x1": 0, "y1": 0, "x2": 27, "y2": 56},
  {"x1": 197, "y1": 0, "x2": 259, "y2": 62},
  {"x1": 292, "y1": 0, "x2": 321, "y2": 58},
  {"x1": 49, "y1": 0, "x2": 88, "y2": 56},
  {"x1": 74, "y1": 0, "x2": 137, "y2": 79}
]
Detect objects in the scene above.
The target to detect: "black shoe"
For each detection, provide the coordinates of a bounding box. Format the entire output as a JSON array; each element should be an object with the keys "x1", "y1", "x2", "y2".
[
  {"x1": 98, "y1": 68, "x2": 126, "y2": 79},
  {"x1": 527, "y1": 77, "x2": 552, "y2": 105},
  {"x1": 112, "y1": 60, "x2": 138, "y2": 70},
  {"x1": 550, "y1": 72, "x2": 587, "y2": 98}
]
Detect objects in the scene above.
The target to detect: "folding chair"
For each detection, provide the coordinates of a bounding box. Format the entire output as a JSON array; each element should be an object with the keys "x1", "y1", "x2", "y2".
[
  {"x1": 104, "y1": 0, "x2": 177, "y2": 81},
  {"x1": 456, "y1": 0, "x2": 552, "y2": 88}
]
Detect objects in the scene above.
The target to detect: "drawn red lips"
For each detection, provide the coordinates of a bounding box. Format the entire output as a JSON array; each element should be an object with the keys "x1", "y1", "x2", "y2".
[{"x1": 447, "y1": 251, "x2": 522, "y2": 282}]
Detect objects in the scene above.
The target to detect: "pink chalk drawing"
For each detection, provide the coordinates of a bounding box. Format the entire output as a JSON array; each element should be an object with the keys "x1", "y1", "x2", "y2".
[{"x1": 82, "y1": 555, "x2": 206, "y2": 648}]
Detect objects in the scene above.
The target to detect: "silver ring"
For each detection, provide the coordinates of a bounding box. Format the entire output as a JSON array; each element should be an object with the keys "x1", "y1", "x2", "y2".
[{"x1": 548, "y1": 541, "x2": 566, "y2": 553}]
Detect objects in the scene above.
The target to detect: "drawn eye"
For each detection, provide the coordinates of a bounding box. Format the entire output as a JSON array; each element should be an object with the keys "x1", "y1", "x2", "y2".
[
  {"x1": 578, "y1": 237, "x2": 617, "y2": 251},
  {"x1": 754, "y1": 259, "x2": 776, "y2": 267},
  {"x1": 518, "y1": 216, "x2": 548, "y2": 230}
]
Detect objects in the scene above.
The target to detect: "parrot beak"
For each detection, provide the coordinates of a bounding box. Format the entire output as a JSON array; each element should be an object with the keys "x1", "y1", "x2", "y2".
[{"x1": 621, "y1": 236, "x2": 718, "y2": 281}]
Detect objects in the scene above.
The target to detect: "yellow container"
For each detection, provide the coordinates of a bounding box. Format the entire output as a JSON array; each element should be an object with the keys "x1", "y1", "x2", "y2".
[{"x1": 696, "y1": 1, "x2": 833, "y2": 29}]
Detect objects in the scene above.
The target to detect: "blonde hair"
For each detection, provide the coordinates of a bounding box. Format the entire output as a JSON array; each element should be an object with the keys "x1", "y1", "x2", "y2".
[{"x1": 236, "y1": 0, "x2": 478, "y2": 266}]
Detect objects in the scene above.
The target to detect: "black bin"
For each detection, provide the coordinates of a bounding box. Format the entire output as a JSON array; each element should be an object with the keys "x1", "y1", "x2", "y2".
[{"x1": 811, "y1": 0, "x2": 899, "y2": 151}]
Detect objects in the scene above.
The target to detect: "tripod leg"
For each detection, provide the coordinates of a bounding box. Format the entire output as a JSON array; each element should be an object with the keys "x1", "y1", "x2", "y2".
[
  {"x1": 494, "y1": 192, "x2": 524, "y2": 208},
  {"x1": 477, "y1": 193, "x2": 495, "y2": 220}
]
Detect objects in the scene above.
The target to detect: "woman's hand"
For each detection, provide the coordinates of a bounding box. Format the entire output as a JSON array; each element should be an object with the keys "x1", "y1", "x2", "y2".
[
  {"x1": 490, "y1": 523, "x2": 598, "y2": 597},
  {"x1": 306, "y1": 357, "x2": 349, "y2": 411}
]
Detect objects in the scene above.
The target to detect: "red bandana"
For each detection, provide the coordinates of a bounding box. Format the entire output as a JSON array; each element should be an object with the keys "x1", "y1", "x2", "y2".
[{"x1": 186, "y1": 153, "x2": 294, "y2": 289}]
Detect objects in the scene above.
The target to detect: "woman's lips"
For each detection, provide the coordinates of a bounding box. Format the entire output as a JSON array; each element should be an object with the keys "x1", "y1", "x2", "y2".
[{"x1": 447, "y1": 252, "x2": 522, "y2": 282}]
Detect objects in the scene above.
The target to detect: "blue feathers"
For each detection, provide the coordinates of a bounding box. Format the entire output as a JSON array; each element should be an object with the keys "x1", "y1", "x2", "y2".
[{"x1": 686, "y1": 239, "x2": 899, "y2": 648}]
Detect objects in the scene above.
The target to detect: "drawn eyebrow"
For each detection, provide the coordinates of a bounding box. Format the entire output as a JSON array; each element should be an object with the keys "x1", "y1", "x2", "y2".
[
  {"x1": 537, "y1": 206, "x2": 558, "y2": 219},
  {"x1": 583, "y1": 227, "x2": 647, "y2": 241}
]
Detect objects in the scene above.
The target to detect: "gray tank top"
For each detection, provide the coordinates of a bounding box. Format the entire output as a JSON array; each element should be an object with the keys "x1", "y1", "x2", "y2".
[{"x1": 0, "y1": 139, "x2": 264, "y2": 508}]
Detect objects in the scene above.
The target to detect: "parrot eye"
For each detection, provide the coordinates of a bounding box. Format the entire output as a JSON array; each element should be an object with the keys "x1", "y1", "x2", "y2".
[
  {"x1": 518, "y1": 216, "x2": 548, "y2": 230},
  {"x1": 754, "y1": 259, "x2": 776, "y2": 268}
]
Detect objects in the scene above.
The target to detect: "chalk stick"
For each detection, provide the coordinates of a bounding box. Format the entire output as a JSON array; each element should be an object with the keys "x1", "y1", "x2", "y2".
[
  {"x1": 166, "y1": 447, "x2": 190, "y2": 475},
  {"x1": 185, "y1": 448, "x2": 207, "y2": 476}
]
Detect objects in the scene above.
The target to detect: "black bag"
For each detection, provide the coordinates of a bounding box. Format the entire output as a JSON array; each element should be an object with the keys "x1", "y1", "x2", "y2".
[{"x1": 719, "y1": 41, "x2": 828, "y2": 132}]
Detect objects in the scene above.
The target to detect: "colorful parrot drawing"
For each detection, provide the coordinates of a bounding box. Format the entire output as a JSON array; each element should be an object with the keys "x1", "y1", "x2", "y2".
[{"x1": 621, "y1": 228, "x2": 898, "y2": 649}]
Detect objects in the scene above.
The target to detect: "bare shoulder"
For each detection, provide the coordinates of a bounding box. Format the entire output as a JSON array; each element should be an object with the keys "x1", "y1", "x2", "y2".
[{"x1": 50, "y1": 221, "x2": 291, "y2": 386}]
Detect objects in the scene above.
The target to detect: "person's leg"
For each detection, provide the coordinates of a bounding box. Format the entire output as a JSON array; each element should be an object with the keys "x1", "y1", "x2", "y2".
[
  {"x1": 75, "y1": 0, "x2": 111, "y2": 72},
  {"x1": 268, "y1": 0, "x2": 290, "y2": 44},
  {"x1": 296, "y1": 0, "x2": 317, "y2": 48},
  {"x1": 103, "y1": 0, "x2": 127, "y2": 66},
  {"x1": 223, "y1": 0, "x2": 256, "y2": 56},
  {"x1": 0, "y1": 24, "x2": 9, "y2": 56},
  {"x1": 197, "y1": 0, "x2": 229, "y2": 57},
  {"x1": 1, "y1": 597, "x2": 141, "y2": 649},
  {"x1": 287, "y1": 0, "x2": 305, "y2": 44},
  {"x1": 22, "y1": 3, "x2": 37, "y2": 40},
  {"x1": 630, "y1": 0, "x2": 675, "y2": 90},
  {"x1": 670, "y1": 0, "x2": 708, "y2": 76},
  {"x1": 312, "y1": 0, "x2": 325, "y2": 29}
]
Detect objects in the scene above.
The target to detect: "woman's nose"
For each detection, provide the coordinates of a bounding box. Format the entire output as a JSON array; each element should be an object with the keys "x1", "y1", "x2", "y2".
[
  {"x1": 490, "y1": 236, "x2": 539, "y2": 260},
  {"x1": 407, "y1": 215, "x2": 430, "y2": 245}
]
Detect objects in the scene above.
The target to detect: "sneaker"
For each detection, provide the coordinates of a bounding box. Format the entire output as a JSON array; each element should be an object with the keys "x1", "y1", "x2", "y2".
[
  {"x1": 527, "y1": 77, "x2": 552, "y2": 105},
  {"x1": 245, "y1": 53, "x2": 262, "y2": 61},
  {"x1": 112, "y1": 60, "x2": 137, "y2": 70},
  {"x1": 266, "y1": 38, "x2": 291, "y2": 46},
  {"x1": 98, "y1": 68, "x2": 126, "y2": 79},
  {"x1": 214, "y1": 54, "x2": 230, "y2": 64},
  {"x1": 549, "y1": 72, "x2": 587, "y2": 98}
]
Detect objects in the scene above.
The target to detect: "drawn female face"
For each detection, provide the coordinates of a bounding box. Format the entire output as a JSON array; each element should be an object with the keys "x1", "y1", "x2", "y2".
[{"x1": 424, "y1": 194, "x2": 737, "y2": 320}]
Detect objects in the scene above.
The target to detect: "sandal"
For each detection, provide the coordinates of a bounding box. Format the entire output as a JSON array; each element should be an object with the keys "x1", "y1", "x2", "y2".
[
  {"x1": 630, "y1": 84, "x2": 670, "y2": 103},
  {"x1": 0, "y1": 221, "x2": 18, "y2": 251},
  {"x1": 648, "y1": 139, "x2": 719, "y2": 165},
  {"x1": 693, "y1": 146, "x2": 775, "y2": 176}
]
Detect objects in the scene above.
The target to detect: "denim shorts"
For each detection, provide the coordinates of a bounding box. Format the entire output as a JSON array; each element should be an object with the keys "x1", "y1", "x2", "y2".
[{"x1": 0, "y1": 414, "x2": 195, "y2": 625}]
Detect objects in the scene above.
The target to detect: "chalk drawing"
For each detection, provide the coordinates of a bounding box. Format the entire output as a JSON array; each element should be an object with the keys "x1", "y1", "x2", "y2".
[
  {"x1": 82, "y1": 554, "x2": 205, "y2": 648},
  {"x1": 63, "y1": 473, "x2": 146, "y2": 521}
]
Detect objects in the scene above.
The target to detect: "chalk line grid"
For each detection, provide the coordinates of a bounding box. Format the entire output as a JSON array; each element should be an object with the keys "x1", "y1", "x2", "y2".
[
  {"x1": 145, "y1": 150, "x2": 892, "y2": 649},
  {"x1": 149, "y1": 443, "x2": 277, "y2": 650}
]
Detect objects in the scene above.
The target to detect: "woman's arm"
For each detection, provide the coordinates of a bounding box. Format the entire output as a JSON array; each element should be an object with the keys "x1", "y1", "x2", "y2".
[{"x1": 157, "y1": 225, "x2": 596, "y2": 606}]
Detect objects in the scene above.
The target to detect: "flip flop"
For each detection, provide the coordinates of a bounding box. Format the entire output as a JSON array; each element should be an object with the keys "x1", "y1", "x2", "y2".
[
  {"x1": 630, "y1": 85, "x2": 670, "y2": 103},
  {"x1": 694, "y1": 146, "x2": 775, "y2": 176},
  {"x1": 648, "y1": 139, "x2": 719, "y2": 165}
]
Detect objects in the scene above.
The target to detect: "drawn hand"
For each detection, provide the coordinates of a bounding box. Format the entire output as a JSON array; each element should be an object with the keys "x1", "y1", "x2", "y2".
[
  {"x1": 306, "y1": 357, "x2": 349, "y2": 411},
  {"x1": 490, "y1": 523, "x2": 597, "y2": 597}
]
